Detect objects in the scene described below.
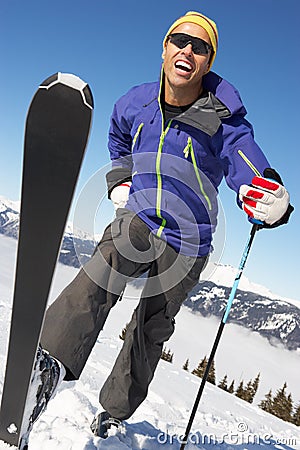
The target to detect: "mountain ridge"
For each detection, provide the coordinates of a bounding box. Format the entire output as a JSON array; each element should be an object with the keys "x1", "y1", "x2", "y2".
[
  {"x1": 0, "y1": 196, "x2": 96, "y2": 268},
  {"x1": 184, "y1": 280, "x2": 300, "y2": 351}
]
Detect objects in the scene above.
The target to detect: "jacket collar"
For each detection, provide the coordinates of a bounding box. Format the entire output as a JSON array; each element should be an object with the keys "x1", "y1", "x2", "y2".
[
  {"x1": 158, "y1": 65, "x2": 232, "y2": 136},
  {"x1": 203, "y1": 71, "x2": 247, "y2": 117},
  {"x1": 149, "y1": 66, "x2": 246, "y2": 136},
  {"x1": 175, "y1": 91, "x2": 230, "y2": 136}
]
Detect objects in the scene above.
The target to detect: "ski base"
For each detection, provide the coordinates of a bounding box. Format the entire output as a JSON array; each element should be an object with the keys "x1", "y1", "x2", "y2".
[{"x1": 0, "y1": 72, "x2": 93, "y2": 448}]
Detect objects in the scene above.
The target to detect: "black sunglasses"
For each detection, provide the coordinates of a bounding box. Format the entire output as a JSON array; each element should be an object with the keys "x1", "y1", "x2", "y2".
[{"x1": 167, "y1": 33, "x2": 212, "y2": 55}]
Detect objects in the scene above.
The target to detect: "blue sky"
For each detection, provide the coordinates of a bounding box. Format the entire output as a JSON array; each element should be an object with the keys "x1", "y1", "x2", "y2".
[{"x1": 1, "y1": 0, "x2": 299, "y2": 300}]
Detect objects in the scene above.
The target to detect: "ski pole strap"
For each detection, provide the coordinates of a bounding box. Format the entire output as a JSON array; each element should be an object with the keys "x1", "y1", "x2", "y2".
[{"x1": 222, "y1": 224, "x2": 258, "y2": 323}]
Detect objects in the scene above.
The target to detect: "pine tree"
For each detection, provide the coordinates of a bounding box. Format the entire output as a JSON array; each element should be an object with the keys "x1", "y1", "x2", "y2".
[
  {"x1": 249, "y1": 372, "x2": 260, "y2": 403},
  {"x1": 243, "y1": 379, "x2": 254, "y2": 403},
  {"x1": 191, "y1": 356, "x2": 216, "y2": 384},
  {"x1": 286, "y1": 394, "x2": 294, "y2": 423},
  {"x1": 259, "y1": 389, "x2": 273, "y2": 414},
  {"x1": 119, "y1": 323, "x2": 129, "y2": 340},
  {"x1": 182, "y1": 359, "x2": 189, "y2": 371},
  {"x1": 161, "y1": 347, "x2": 174, "y2": 363},
  {"x1": 272, "y1": 383, "x2": 293, "y2": 422},
  {"x1": 228, "y1": 380, "x2": 235, "y2": 394},
  {"x1": 235, "y1": 375, "x2": 260, "y2": 403},
  {"x1": 192, "y1": 356, "x2": 207, "y2": 378},
  {"x1": 251, "y1": 373, "x2": 260, "y2": 395},
  {"x1": 292, "y1": 404, "x2": 300, "y2": 426},
  {"x1": 235, "y1": 381, "x2": 245, "y2": 400},
  {"x1": 207, "y1": 359, "x2": 216, "y2": 385},
  {"x1": 218, "y1": 374, "x2": 228, "y2": 391}
]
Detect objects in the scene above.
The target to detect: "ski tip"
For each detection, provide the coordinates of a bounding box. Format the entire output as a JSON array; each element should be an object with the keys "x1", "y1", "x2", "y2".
[{"x1": 39, "y1": 72, "x2": 94, "y2": 110}]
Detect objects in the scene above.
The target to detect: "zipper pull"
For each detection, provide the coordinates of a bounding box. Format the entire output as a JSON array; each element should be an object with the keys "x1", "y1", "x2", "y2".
[{"x1": 183, "y1": 137, "x2": 192, "y2": 159}]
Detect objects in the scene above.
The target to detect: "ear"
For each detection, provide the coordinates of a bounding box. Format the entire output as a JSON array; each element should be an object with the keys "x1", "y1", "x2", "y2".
[
  {"x1": 203, "y1": 57, "x2": 211, "y2": 74},
  {"x1": 162, "y1": 45, "x2": 166, "y2": 60}
]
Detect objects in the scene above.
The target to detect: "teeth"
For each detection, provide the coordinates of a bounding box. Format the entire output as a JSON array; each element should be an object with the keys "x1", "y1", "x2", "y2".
[{"x1": 175, "y1": 61, "x2": 192, "y2": 71}]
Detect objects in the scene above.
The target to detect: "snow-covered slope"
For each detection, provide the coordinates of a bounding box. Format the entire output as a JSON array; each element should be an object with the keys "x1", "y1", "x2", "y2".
[{"x1": 0, "y1": 234, "x2": 300, "y2": 449}]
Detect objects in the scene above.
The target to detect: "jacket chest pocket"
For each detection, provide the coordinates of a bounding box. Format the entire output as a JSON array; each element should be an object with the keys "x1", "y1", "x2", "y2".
[
  {"x1": 131, "y1": 122, "x2": 144, "y2": 151},
  {"x1": 183, "y1": 137, "x2": 212, "y2": 211}
]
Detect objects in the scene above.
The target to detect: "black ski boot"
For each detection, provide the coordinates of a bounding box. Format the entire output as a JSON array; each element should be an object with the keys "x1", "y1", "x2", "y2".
[
  {"x1": 28, "y1": 347, "x2": 65, "y2": 422},
  {"x1": 19, "y1": 346, "x2": 65, "y2": 449},
  {"x1": 90, "y1": 411, "x2": 122, "y2": 439}
]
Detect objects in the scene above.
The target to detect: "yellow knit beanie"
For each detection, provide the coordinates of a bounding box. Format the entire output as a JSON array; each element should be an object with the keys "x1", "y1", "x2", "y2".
[{"x1": 163, "y1": 11, "x2": 218, "y2": 71}]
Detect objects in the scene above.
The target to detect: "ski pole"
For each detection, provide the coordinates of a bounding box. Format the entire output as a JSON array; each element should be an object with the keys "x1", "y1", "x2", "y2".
[{"x1": 180, "y1": 223, "x2": 259, "y2": 450}]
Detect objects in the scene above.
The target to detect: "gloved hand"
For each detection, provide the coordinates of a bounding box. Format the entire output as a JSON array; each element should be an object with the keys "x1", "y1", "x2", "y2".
[
  {"x1": 239, "y1": 170, "x2": 291, "y2": 226},
  {"x1": 110, "y1": 182, "x2": 132, "y2": 210}
]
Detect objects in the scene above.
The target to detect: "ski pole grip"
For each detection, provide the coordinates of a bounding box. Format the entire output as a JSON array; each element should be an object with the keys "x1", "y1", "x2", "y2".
[{"x1": 249, "y1": 175, "x2": 279, "y2": 226}]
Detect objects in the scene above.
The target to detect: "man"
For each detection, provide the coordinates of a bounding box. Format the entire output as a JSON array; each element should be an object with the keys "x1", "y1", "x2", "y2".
[{"x1": 27, "y1": 11, "x2": 293, "y2": 439}]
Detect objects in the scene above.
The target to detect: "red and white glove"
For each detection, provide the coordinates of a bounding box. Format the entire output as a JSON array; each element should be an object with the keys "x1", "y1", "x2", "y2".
[
  {"x1": 239, "y1": 176, "x2": 290, "y2": 225},
  {"x1": 110, "y1": 182, "x2": 132, "y2": 210}
]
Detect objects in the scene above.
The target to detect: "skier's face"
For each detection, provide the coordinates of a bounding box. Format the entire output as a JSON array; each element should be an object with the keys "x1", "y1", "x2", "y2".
[{"x1": 162, "y1": 22, "x2": 212, "y2": 104}]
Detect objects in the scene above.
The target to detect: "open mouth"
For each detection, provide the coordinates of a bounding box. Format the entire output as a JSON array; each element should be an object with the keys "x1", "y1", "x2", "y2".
[{"x1": 174, "y1": 60, "x2": 193, "y2": 74}]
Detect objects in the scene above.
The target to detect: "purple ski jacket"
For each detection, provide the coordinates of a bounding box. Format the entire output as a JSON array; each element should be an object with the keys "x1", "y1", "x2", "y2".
[{"x1": 106, "y1": 70, "x2": 270, "y2": 257}]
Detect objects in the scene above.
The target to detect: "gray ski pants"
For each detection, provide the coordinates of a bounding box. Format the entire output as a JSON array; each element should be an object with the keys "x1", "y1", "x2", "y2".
[{"x1": 41, "y1": 208, "x2": 207, "y2": 420}]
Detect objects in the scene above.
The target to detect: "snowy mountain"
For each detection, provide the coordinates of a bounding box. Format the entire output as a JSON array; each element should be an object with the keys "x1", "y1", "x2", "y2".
[
  {"x1": 0, "y1": 234, "x2": 300, "y2": 449},
  {"x1": 184, "y1": 281, "x2": 300, "y2": 351},
  {"x1": 0, "y1": 196, "x2": 96, "y2": 268},
  {"x1": 0, "y1": 197, "x2": 20, "y2": 240},
  {"x1": 129, "y1": 271, "x2": 300, "y2": 352}
]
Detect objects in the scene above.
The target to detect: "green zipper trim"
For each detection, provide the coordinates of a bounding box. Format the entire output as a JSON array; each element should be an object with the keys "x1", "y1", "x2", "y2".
[
  {"x1": 132, "y1": 122, "x2": 144, "y2": 150},
  {"x1": 238, "y1": 149, "x2": 262, "y2": 177},
  {"x1": 156, "y1": 119, "x2": 172, "y2": 237},
  {"x1": 188, "y1": 137, "x2": 212, "y2": 211},
  {"x1": 155, "y1": 69, "x2": 172, "y2": 238}
]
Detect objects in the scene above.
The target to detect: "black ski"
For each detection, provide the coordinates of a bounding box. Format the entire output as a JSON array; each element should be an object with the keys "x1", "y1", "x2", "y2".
[{"x1": 0, "y1": 72, "x2": 93, "y2": 448}]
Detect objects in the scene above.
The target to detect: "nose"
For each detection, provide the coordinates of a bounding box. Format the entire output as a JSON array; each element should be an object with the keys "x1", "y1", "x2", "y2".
[{"x1": 182, "y1": 43, "x2": 193, "y2": 56}]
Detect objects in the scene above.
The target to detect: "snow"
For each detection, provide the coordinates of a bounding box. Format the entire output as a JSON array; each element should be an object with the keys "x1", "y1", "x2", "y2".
[
  {"x1": 64, "y1": 222, "x2": 96, "y2": 242},
  {"x1": 260, "y1": 314, "x2": 297, "y2": 334},
  {"x1": 0, "y1": 234, "x2": 300, "y2": 449},
  {"x1": 0, "y1": 197, "x2": 20, "y2": 213}
]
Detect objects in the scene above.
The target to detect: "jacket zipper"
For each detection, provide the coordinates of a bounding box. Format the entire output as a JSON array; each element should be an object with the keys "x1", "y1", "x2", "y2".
[
  {"x1": 132, "y1": 122, "x2": 144, "y2": 151},
  {"x1": 186, "y1": 137, "x2": 212, "y2": 211},
  {"x1": 237, "y1": 149, "x2": 262, "y2": 177},
  {"x1": 156, "y1": 119, "x2": 173, "y2": 237},
  {"x1": 155, "y1": 66, "x2": 177, "y2": 237}
]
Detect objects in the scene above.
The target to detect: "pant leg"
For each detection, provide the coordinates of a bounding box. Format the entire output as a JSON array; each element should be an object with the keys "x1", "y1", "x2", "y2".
[
  {"x1": 40, "y1": 209, "x2": 153, "y2": 380},
  {"x1": 99, "y1": 238, "x2": 208, "y2": 419}
]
